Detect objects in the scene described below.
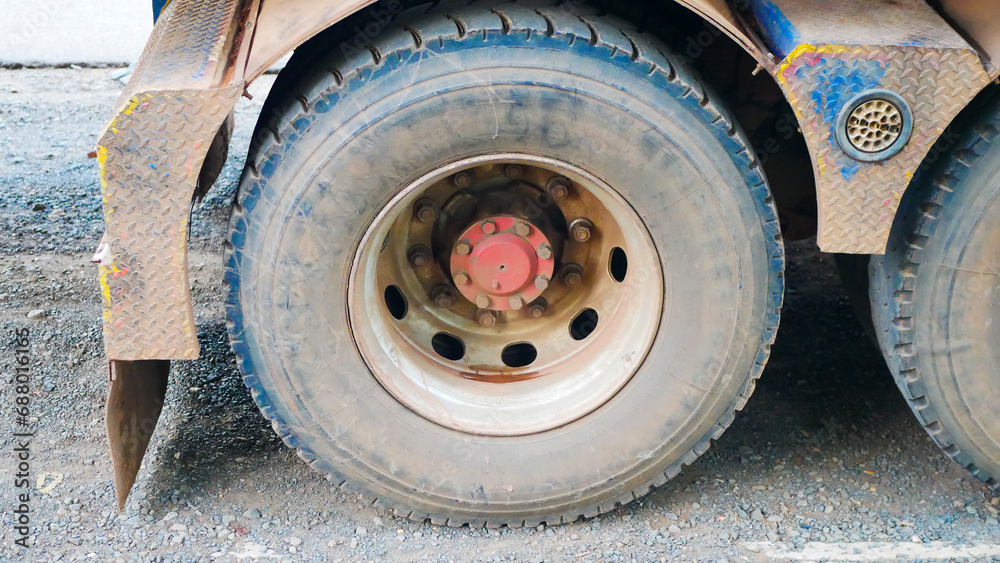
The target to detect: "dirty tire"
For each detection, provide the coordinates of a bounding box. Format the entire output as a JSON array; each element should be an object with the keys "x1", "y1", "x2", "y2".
[
  {"x1": 226, "y1": 1, "x2": 784, "y2": 527},
  {"x1": 870, "y1": 96, "x2": 1000, "y2": 492}
]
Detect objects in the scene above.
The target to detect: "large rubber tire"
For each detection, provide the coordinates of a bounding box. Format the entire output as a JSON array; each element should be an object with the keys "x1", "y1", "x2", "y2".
[
  {"x1": 871, "y1": 96, "x2": 1000, "y2": 492},
  {"x1": 226, "y1": 1, "x2": 784, "y2": 526}
]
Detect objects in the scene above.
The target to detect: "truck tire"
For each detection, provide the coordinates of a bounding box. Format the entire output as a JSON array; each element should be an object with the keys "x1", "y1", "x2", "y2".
[
  {"x1": 870, "y1": 97, "x2": 1000, "y2": 491},
  {"x1": 226, "y1": 1, "x2": 784, "y2": 526}
]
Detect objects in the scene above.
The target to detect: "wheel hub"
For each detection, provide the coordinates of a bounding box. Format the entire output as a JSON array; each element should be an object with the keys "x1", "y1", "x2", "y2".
[{"x1": 450, "y1": 216, "x2": 555, "y2": 311}]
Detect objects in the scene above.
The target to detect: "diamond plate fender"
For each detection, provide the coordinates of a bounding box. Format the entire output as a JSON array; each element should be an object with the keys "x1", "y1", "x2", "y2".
[
  {"x1": 749, "y1": 0, "x2": 992, "y2": 254},
  {"x1": 97, "y1": 0, "x2": 255, "y2": 361}
]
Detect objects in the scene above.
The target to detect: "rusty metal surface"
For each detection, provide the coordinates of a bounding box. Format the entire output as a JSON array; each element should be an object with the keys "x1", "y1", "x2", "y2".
[
  {"x1": 106, "y1": 360, "x2": 169, "y2": 511},
  {"x1": 98, "y1": 87, "x2": 242, "y2": 360},
  {"x1": 758, "y1": 0, "x2": 991, "y2": 254},
  {"x1": 97, "y1": 0, "x2": 252, "y2": 361},
  {"x1": 244, "y1": 0, "x2": 770, "y2": 81}
]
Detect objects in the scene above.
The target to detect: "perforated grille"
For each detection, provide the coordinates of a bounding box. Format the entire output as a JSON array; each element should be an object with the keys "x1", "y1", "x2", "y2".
[{"x1": 846, "y1": 99, "x2": 904, "y2": 153}]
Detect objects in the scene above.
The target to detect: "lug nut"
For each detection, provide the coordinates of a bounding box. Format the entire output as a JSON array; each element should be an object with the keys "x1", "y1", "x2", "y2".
[
  {"x1": 570, "y1": 219, "x2": 594, "y2": 242},
  {"x1": 537, "y1": 243, "x2": 553, "y2": 261},
  {"x1": 528, "y1": 298, "x2": 548, "y2": 319},
  {"x1": 534, "y1": 275, "x2": 550, "y2": 291},
  {"x1": 476, "y1": 294, "x2": 492, "y2": 309},
  {"x1": 408, "y1": 245, "x2": 431, "y2": 268},
  {"x1": 431, "y1": 285, "x2": 456, "y2": 308},
  {"x1": 453, "y1": 172, "x2": 472, "y2": 188},
  {"x1": 414, "y1": 199, "x2": 437, "y2": 223},
  {"x1": 504, "y1": 164, "x2": 524, "y2": 179},
  {"x1": 561, "y1": 263, "x2": 584, "y2": 287},
  {"x1": 509, "y1": 295, "x2": 525, "y2": 310},
  {"x1": 482, "y1": 219, "x2": 497, "y2": 235},
  {"x1": 453, "y1": 271, "x2": 470, "y2": 286},
  {"x1": 455, "y1": 239, "x2": 473, "y2": 256},
  {"x1": 514, "y1": 222, "x2": 531, "y2": 237},
  {"x1": 477, "y1": 309, "x2": 498, "y2": 327},
  {"x1": 547, "y1": 176, "x2": 571, "y2": 199}
]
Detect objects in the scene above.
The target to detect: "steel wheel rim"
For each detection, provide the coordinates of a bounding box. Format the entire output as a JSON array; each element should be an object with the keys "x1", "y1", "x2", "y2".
[{"x1": 348, "y1": 154, "x2": 664, "y2": 436}]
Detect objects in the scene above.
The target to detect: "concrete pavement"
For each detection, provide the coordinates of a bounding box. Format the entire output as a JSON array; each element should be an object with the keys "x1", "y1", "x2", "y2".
[{"x1": 0, "y1": 0, "x2": 151, "y2": 65}]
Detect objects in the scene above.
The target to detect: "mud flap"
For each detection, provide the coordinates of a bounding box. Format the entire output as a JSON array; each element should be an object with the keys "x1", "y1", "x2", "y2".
[{"x1": 106, "y1": 360, "x2": 169, "y2": 511}]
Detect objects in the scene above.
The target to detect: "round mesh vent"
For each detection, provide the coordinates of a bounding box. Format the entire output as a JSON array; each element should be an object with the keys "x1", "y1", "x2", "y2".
[
  {"x1": 846, "y1": 99, "x2": 903, "y2": 153},
  {"x1": 836, "y1": 90, "x2": 913, "y2": 162}
]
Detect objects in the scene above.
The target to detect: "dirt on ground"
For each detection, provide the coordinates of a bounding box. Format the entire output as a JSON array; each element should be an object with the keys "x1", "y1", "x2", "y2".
[{"x1": 0, "y1": 69, "x2": 998, "y2": 562}]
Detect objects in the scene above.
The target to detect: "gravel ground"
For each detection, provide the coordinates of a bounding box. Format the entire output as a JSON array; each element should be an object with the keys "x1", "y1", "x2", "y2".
[{"x1": 1, "y1": 69, "x2": 1000, "y2": 562}]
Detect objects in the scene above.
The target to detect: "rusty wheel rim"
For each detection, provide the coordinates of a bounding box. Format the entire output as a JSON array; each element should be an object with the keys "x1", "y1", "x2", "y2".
[{"x1": 348, "y1": 155, "x2": 663, "y2": 436}]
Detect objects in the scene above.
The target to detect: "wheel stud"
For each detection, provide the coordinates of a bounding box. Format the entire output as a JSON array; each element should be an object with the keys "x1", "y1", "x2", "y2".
[
  {"x1": 561, "y1": 263, "x2": 584, "y2": 287},
  {"x1": 414, "y1": 199, "x2": 437, "y2": 223},
  {"x1": 534, "y1": 275, "x2": 550, "y2": 291},
  {"x1": 482, "y1": 219, "x2": 497, "y2": 234},
  {"x1": 476, "y1": 294, "x2": 492, "y2": 309},
  {"x1": 505, "y1": 164, "x2": 524, "y2": 179},
  {"x1": 431, "y1": 285, "x2": 456, "y2": 308},
  {"x1": 547, "y1": 176, "x2": 571, "y2": 199},
  {"x1": 570, "y1": 219, "x2": 594, "y2": 242},
  {"x1": 453, "y1": 271, "x2": 470, "y2": 286},
  {"x1": 455, "y1": 239, "x2": 473, "y2": 256},
  {"x1": 453, "y1": 172, "x2": 472, "y2": 188},
  {"x1": 528, "y1": 298, "x2": 548, "y2": 319},
  {"x1": 509, "y1": 295, "x2": 525, "y2": 310},
  {"x1": 515, "y1": 222, "x2": 531, "y2": 237},
  {"x1": 537, "y1": 243, "x2": 553, "y2": 260},
  {"x1": 408, "y1": 245, "x2": 431, "y2": 268},
  {"x1": 477, "y1": 308, "x2": 498, "y2": 327}
]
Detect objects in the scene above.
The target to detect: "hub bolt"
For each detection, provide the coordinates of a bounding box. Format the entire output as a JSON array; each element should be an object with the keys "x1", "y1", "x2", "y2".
[
  {"x1": 570, "y1": 219, "x2": 594, "y2": 242},
  {"x1": 477, "y1": 308, "x2": 498, "y2": 327},
  {"x1": 528, "y1": 298, "x2": 548, "y2": 319},
  {"x1": 561, "y1": 263, "x2": 584, "y2": 287},
  {"x1": 455, "y1": 239, "x2": 473, "y2": 256},
  {"x1": 431, "y1": 285, "x2": 456, "y2": 308},
  {"x1": 537, "y1": 243, "x2": 553, "y2": 261},
  {"x1": 408, "y1": 245, "x2": 431, "y2": 268},
  {"x1": 453, "y1": 172, "x2": 472, "y2": 188},
  {"x1": 414, "y1": 199, "x2": 437, "y2": 223},
  {"x1": 534, "y1": 275, "x2": 551, "y2": 291},
  {"x1": 547, "y1": 176, "x2": 571, "y2": 199},
  {"x1": 509, "y1": 295, "x2": 525, "y2": 310},
  {"x1": 515, "y1": 222, "x2": 531, "y2": 237},
  {"x1": 505, "y1": 164, "x2": 524, "y2": 179},
  {"x1": 482, "y1": 219, "x2": 498, "y2": 234},
  {"x1": 476, "y1": 294, "x2": 493, "y2": 309},
  {"x1": 453, "y1": 271, "x2": 470, "y2": 286}
]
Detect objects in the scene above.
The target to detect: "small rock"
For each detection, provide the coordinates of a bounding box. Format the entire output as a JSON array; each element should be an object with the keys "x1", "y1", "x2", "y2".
[
  {"x1": 911, "y1": 535, "x2": 922, "y2": 543},
  {"x1": 169, "y1": 524, "x2": 187, "y2": 533},
  {"x1": 288, "y1": 537, "x2": 302, "y2": 546},
  {"x1": 766, "y1": 515, "x2": 784, "y2": 523},
  {"x1": 243, "y1": 508, "x2": 261, "y2": 520},
  {"x1": 355, "y1": 526, "x2": 367, "y2": 537},
  {"x1": 27, "y1": 309, "x2": 45, "y2": 320},
  {"x1": 32, "y1": 203, "x2": 46, "y2": 211},
  {"x1": 751, "y1": 509, "x2": 765, "y2": 522}
]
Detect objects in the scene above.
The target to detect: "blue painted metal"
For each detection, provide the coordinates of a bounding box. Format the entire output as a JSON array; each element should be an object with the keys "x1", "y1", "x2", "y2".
[
  {"x1": 152, "y1": 0, "x2": 171, "y2": 23},
  {"x1": 744, "y1": 0, "x2": 800, "y2": 58}
]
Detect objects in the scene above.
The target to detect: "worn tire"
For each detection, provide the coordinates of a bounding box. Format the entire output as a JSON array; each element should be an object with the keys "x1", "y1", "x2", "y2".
[
  {"x1": 870, "y1": 96, "x2": 1000, "y2": 491},
  {"x1": 226, "y1": 1, "x2": 784, "y2": 526}
]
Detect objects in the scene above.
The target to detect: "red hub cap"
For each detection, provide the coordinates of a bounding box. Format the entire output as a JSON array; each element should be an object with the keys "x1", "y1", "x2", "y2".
[{"x1": 450, "y1": 216, "x2": 556, "y2": 311}]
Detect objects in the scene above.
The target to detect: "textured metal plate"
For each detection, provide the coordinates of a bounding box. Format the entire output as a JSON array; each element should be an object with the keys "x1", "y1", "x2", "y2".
[
  {"x1": 776, "y1": 45, "x2": 989, "y2": 254},
  {"x1": 97, "y1": 0, "x2": 248, "y2": 360},
  {"x1": 98, "y1": 87, "x2": 242, "y2": 360}
]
